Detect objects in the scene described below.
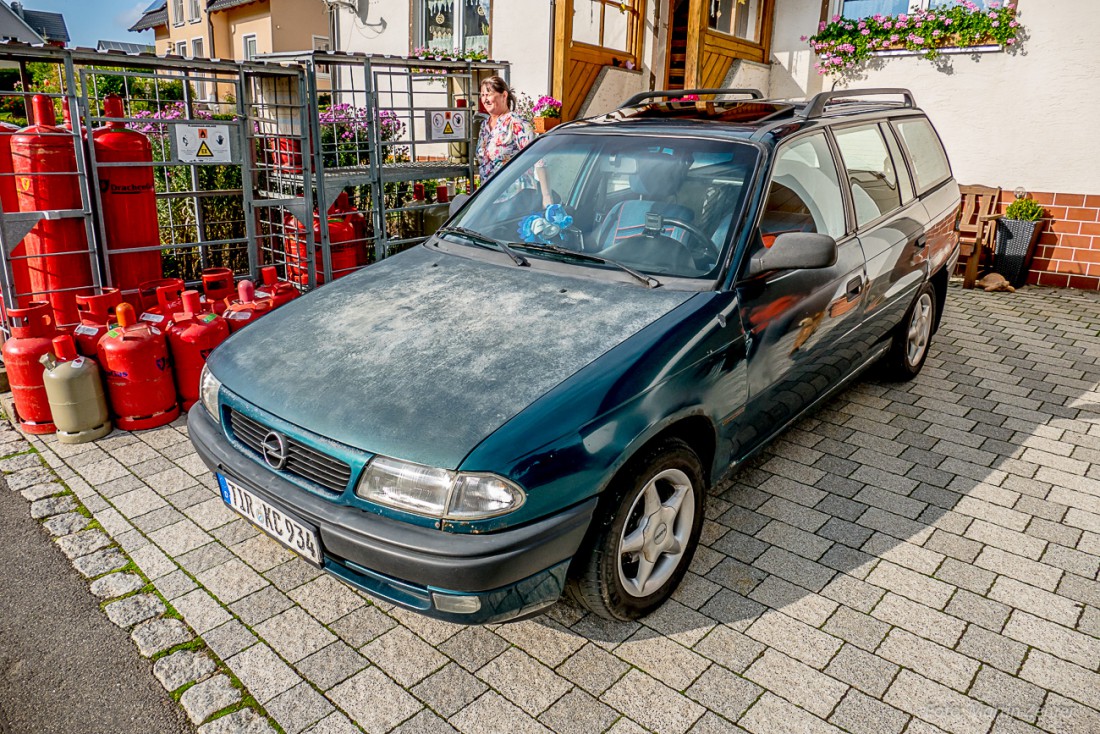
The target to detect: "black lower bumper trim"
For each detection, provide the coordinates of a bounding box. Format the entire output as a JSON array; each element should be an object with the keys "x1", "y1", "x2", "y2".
[{"x1": 188, "y1": 404, "x2": 597, "y2": 592}]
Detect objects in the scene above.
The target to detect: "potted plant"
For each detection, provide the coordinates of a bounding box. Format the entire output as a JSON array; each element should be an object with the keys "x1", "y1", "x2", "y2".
[
  {"x1": 532, "y1": 95, "x2": 562, "y2": 134},
  {"x1": 995, "y1": 194, "x2": 1045, "y2": 287}
]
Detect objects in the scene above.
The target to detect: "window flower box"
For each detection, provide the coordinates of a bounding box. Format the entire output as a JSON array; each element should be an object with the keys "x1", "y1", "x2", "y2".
[{"x1": 805, "y1": 1, "x2": 1022, "y2": 76}]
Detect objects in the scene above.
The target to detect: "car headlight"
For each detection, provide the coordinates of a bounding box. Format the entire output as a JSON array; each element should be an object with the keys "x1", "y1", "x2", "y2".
[
  {"x1": 199, "y1": 365, "x2": 222, "y2": 424},
  {"x1": 356, "y1": 454, "x2": 525, "y2": 520}
]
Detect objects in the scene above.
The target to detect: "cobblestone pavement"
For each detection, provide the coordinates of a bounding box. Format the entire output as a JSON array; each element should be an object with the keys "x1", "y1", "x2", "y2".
[{"x1": 4, "y1": 284, "x2": 1100, "y2": 734}]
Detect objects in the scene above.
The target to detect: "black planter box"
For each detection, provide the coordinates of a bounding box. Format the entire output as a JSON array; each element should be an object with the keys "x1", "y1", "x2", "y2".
[{"x1": 995, "y1": 218, "x2": 1043, "y2": 288}]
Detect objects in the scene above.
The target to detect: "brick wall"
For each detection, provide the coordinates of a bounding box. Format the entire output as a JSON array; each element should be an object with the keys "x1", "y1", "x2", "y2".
[{"x1": 1015, "y1": 191, "x2": 1100, "y2": 291}]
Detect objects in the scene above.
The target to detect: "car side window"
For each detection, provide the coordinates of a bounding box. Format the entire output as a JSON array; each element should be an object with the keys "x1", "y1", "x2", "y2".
[
  {"x1": 760, "y1": 133, "x2": 846, "y2": 246},
  {"x1": 834, "y1": 124, "x2": 902, "y2": 228},
  {"x1": 881, "y1": 123, "x2": 915, "y2": 204},
  {"x1": 892, "y1": 117, "x2": 952, "y2": 194}
]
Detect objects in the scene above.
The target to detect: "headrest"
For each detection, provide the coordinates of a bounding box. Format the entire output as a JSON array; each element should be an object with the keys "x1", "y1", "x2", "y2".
[{"x1": 629, "y1": 151, "x2": 690, "y2": 199}]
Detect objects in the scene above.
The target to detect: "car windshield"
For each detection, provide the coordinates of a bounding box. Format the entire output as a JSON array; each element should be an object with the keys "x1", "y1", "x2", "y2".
[{"x1": 449, "y1": 132, "x2": 759, "y2": 280}]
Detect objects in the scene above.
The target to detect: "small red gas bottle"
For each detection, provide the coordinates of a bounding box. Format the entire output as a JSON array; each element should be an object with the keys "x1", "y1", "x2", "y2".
[
  {"x1": 257, "y1": 266, "x2": 299, "y2": 309},
  {"x1": 73, "y1": 288, "x2": 123, "y2": 357},
  {"x1": 328, "y1": 191, "x2": 369, "y2": 266},
  {"x1": 167, "y1": 290, "x2": 229, "y2": 411},
  {"x1": 200, "y1": 267, "x2": 234, "y2": 314},
  {"x1": 2, "y1": 301, "x2": 56, "y2": 433},
  {"x1": 223, "y1": 280, "x2": 274, "y2": 332},
  {"x1": 137, "y1": 277, "x2": 185, "y2": 328},
  {"x1": 97, "y1": 302, "x2": 179, "y2": 431}
]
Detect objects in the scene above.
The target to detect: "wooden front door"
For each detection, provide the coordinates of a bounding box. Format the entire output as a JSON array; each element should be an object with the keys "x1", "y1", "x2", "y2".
[
  {"x1": 553, "y1": 0, "x2": 645, "y2": 120},
  {"x1": 683, "y1": 0, "x2": 775, "y2": 90},
  {"x1": 665, "y1": 0, "x2": 691, "y2": 90}
]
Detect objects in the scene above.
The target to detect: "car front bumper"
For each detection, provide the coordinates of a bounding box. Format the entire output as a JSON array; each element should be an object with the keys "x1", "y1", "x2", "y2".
[{"x1": 187, "y1": 403, "x2": 597, "y2": 624}]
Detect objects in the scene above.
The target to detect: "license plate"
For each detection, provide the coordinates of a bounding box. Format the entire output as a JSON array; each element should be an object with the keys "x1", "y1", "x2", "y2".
[{"x1": 218, "y1": 474, "x2": 323, "y2": 565}]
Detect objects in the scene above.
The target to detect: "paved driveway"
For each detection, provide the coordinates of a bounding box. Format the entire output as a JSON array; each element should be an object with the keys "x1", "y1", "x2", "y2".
[{"x1": 5, "y1": 284, "x2": 1100, "y2": 734}]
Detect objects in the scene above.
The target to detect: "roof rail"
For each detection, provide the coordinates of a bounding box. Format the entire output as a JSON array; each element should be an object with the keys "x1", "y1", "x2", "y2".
[
  {"x1": 798, "y1": 88, "x2": 916, "y2": 119},
  {"x1": 619, "y1": 88, "x2": 763, "y2": 108}
]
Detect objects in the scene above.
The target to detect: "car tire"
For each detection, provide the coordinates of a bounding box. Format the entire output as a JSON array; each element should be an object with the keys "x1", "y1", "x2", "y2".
[
  {"x1": 567, "y1": 437, "x2": 705, "y2": 621},
  {"x1": 881, "y1": 281, "x2": 936, "y2": 381}
]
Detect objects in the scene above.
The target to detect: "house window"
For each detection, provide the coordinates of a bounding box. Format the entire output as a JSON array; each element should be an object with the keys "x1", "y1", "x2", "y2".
[
  {"x1": 313, "y1": 35, "x2": 331, "y2": 76},
  {"x1": 176, "y1": 40, "x2": 187, "y2": 56},
  {"x1": 243, "y1": 34, "x2": 258, "y2": 60},
  {"x1": 708, "y1": 0, "x2": 762, "y2": 43},
  {"x1": 172, "y1": 0, "x2": 184, "y2": 25},
  {"x1": 188, "y1": 0, "x2": 200, "y2": 22},
  {"x1": 572, "y1": 0, "x2": 640, "y2": 54},
  {"x1": 418, "y1": 0, "x2": 491, "y2": 55},
  {"x1": 192, "y1": 38, "x2": 207, "y2": 98},
  {"x1": 837, "y1": 0, "x2": 994, "y2": 19}
]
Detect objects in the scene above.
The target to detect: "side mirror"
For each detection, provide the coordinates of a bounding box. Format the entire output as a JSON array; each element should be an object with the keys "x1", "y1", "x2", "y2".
[
  {"x1": 448, "y1": 193, "x2": 471, "y2": 218},
  {"x1": 747, "y1": 232, "x2": 838, "y2": 277}
]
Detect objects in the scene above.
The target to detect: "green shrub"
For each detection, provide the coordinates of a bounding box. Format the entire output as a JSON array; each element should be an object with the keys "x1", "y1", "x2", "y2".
[{"x1": 1004, "y1": 197, "x2": 1045, "y2": 221}]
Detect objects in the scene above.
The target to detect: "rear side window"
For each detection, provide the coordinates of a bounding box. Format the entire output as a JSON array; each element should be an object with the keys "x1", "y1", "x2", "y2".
[
  {"x1": 893, "y1": 117, "x2": 951, "y2": 194},
  {"x1": 834, "y1": 123, "x2": 902, "y2": 228}
]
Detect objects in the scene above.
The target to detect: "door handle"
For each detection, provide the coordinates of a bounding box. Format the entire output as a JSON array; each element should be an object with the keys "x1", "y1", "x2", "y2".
[{"x1": 846, "y1": 277, "x2": 863, "y2": 300}]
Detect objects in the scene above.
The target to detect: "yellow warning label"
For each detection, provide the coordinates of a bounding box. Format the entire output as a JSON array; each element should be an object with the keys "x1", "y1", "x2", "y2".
[
  {"x1": 196, "y1": 141, "x2": 214, "y2": 158},
  {"x1": 443, "y1": 122, "x2": 454, "y2": 135}
]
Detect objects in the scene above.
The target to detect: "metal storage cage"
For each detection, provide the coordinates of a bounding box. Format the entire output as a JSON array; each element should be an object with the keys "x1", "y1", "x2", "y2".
[
  {"x1": 259, "y1": 50, "x2": 509, "y2": 273},
  {"x1": 0, "y1": 44, "x2": 508, "y2": 329},
  {"x1": 0, "y1": 44, "x2": 100, "y2": 328},
  {"x1": 0, "y1": 43, "x2": 309, "y2": 327}
]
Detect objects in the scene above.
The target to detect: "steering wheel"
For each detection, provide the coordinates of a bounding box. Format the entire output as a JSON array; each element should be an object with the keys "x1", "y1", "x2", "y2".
[{"x1": 662, "y1": 217, "x2": 721, "y2": 269}]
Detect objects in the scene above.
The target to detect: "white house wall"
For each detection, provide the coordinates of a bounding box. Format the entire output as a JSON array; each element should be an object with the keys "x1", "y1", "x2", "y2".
[
  {"x1": 770, "y1": 0, "x2": 1100, "y2": 195},
  {"x1": 334, "y1": 0, "x2": 553, "y2": 98}
]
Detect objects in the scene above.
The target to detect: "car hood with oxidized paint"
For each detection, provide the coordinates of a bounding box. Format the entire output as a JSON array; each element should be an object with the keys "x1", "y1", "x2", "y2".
[{"x1": 208, "y1": 245, "x2": 696, "y2": 469}]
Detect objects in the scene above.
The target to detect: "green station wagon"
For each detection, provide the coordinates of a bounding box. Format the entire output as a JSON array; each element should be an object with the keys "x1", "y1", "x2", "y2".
[{"x1": 190, "y1": 88, "x2": 961, "y2": 623}]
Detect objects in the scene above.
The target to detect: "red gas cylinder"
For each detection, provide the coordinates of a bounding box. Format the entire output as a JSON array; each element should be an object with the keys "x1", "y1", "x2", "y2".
[
  {"x1": 167, "y1": 290, "x2": 230, "y2": 411},
  {"x1": 285, "y1": 214, "x2": 360, "y2": 286},
  {"x1": 97, "y1": 302, "x2": 179, "y2": 431},
  {"x1": 223, "y1": 280, "x2": 274, "y2": 332},
  {"x1": 200, "y1": 267, "x2": 234, "y2": 314},
  {"x1": 73, "y1": 287, "x2": 123, "y2": 357},
  {"x1": 11, "y1": 95, "x2": 94, "y2": 327},
  {"x1": 257, "y1": 266, "x2": 299, "y2": 308},
  {"x1": 1, "y1": 301, "x2": 57, "y2": 433},
  {"x1": 0, "y1": 120, "x2": 32, "y2": 308},
  {"x1": 328, "y1": 192, "x2": 369, "y2": 266},
  {"x1": 138, "y1": 277, "x2": 185, "y2": 327},
  {"x1": 92, "y1": 95, "x2": 162, "y2": 311}
]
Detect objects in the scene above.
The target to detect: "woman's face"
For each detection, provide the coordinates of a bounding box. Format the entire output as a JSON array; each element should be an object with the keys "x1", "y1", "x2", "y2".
[{"x1": 480, "y1": 86, "x2": 508, "y2": 118}]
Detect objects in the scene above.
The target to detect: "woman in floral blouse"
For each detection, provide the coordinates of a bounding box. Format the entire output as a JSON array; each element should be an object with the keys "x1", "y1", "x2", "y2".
[{"x1": 476, "y1": 76, "x2": 535, "y2": 181}]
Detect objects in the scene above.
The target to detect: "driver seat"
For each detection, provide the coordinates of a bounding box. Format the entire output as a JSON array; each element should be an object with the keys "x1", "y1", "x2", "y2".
[{"x1": 597, "y1": 152, "x2": 695, "y2": 251}]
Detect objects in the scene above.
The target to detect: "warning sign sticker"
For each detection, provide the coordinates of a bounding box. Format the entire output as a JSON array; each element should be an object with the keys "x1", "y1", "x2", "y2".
[
  {"x1": 426, "y1": 109, "x2": 466, "y2": 141},
  {"x1": 173, "y1": 124, "x2": 233, "y2": 164}
]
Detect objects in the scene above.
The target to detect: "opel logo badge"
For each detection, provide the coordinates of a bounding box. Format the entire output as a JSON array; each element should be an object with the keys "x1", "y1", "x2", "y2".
[{"x1": 261, "y1": 431, "x2": 288, "y2": 470}]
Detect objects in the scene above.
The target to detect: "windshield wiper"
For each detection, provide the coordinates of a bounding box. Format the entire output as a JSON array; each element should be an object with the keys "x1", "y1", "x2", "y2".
[
  {"x1": 436, "y1": 226, "x2": 528, "y2": 267},
  {"x1": 511, "y1": 243, "x2": 661, "y2": 288}
]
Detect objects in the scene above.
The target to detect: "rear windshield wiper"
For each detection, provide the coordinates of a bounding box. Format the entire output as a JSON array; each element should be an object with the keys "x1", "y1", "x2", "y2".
[
  {"x1": 436, "y1": 226, "x2": 528, "y2": 267},
  {"x1": 512, "y1": 243, "x2": 661, "y2": 288}
]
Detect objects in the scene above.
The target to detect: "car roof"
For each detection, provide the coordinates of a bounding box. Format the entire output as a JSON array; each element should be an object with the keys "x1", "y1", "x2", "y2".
[{"x1": 568, "y1": 87, "x2": 924, "y2": 147}]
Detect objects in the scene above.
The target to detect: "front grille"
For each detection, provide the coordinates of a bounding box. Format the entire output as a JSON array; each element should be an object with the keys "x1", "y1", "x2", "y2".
[{"x1": 228, "y1": 408, "x2": 352, "y2": 495}]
